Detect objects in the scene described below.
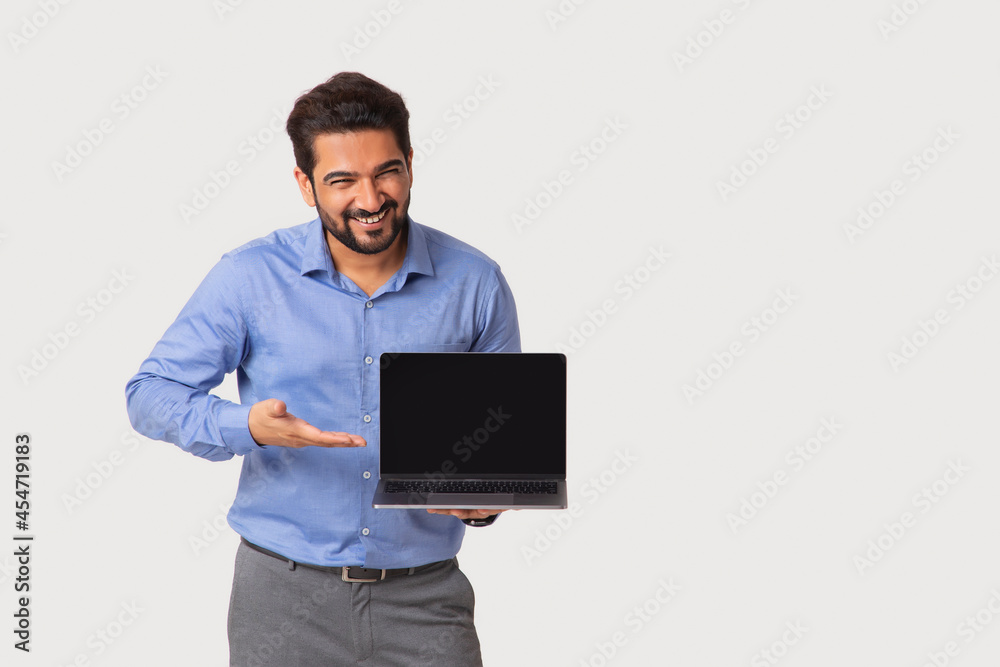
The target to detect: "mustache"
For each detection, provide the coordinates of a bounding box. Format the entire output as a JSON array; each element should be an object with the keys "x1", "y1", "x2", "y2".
[{"x1": 344, "y1": 200, "x2": 397, "y2": 220}]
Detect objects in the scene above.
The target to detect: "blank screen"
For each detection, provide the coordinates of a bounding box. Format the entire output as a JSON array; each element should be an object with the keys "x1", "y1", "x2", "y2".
[{"x1": 379, "y1": 353, "x2": 566, "y2": 478}]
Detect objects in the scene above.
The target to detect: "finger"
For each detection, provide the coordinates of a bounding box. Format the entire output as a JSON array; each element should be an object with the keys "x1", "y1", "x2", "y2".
[
  {"x1": 322, "y1": 435, "x2": 367, "y2": 447},
  {"x1": 267, "y1": 399, "x2": 287, "y2": 418},
  {"x1": 427, "y1": 509, "x2": 459, "y2": 516},
  {"x1": 325, "y1": 431, "x2": 367, "y2": 447},
  {"x1": 311, "y1": 430, "x2": 366, "y2": 447},
  {"x1": 427, "y1": 509, "x2": 496, "y2": 519},
  {"x1": 294, "y1": 422, "x2": 366, "y2": 448}
]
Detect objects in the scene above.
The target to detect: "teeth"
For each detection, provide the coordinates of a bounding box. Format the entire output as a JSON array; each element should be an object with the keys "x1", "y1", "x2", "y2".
[{"x1": 356, "y1": 210, "x2": 387, "y2": 224}]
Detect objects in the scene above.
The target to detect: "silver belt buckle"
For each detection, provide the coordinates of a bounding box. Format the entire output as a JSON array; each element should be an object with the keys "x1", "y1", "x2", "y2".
[{"x1": 342, "y1": 566, "x2": 386, "y2": 583}]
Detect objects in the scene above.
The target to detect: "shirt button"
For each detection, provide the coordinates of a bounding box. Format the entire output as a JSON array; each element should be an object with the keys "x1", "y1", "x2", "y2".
[
  {"x1": 365, "y1": 356, "x2": 373, "y2": 365},
  {"x1": 362, "y1": 528, "x2": 370, "y2": 536},
  {"x1": 363, "y1": 414, "x2": 372, "y2": 423},
  {"x1": 363, "y1": 471, "x2": 371, "y2": 479},
  {"x1": 366, "y1": 301, "x2": 373, "y2": 309}
]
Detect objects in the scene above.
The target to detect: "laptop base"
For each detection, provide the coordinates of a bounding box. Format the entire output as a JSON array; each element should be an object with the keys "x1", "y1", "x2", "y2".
[{"x1": 372, "y1": 481, "x2": 568, "y2": 510}]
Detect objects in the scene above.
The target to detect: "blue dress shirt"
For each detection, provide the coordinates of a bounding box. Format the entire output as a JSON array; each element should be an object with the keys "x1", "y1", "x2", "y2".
[{"x1": 125, "y1": 217, "x2": 520, "y2": 568}]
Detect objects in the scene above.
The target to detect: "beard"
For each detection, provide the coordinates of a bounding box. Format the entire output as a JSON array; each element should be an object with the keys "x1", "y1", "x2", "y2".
[{"x1": 317, "y1": 191, "x2": 410, "y2": 256}]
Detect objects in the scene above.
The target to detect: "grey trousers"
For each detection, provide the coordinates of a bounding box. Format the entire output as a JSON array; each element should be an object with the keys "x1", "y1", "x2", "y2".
[{"x1": 228, "y1": 540, "x2": 483, "y2": 666}]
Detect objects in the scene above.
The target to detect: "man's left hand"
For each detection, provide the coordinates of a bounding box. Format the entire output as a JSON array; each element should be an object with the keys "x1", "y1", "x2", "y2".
[{"x1": 426, "y1": 509, "x2": 505, "y2": 520}]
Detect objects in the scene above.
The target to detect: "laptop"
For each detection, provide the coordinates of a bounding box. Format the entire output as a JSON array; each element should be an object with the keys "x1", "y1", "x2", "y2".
[{"x1": 372, "y1": 352, "x2": 568, "y2": 510}]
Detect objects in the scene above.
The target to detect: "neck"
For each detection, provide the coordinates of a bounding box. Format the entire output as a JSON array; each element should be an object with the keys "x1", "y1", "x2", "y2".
[{"x1": 326, "y1": 222, "x2": 409, "y2": 294}]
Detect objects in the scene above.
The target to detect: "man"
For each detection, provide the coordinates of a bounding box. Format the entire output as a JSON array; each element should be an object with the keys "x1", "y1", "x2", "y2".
[{"x1": 125, "y1": 72, "x2": 519, "y2": 665}]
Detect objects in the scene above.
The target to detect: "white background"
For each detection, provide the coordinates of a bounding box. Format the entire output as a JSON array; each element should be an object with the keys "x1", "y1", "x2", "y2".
[{"x1": 3, "y1": 1, "x2": 1000, "y2": 665}]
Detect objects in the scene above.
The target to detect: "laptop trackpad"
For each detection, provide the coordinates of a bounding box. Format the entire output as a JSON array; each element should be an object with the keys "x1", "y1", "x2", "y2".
[{"x1": 425, "y1": 494, "x2": 515, "y2": 507}]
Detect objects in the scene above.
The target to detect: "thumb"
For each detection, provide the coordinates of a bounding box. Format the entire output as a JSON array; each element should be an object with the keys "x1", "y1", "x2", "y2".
[{"x1": 266, "y1": 399, "x2": 287, "y2": 418}]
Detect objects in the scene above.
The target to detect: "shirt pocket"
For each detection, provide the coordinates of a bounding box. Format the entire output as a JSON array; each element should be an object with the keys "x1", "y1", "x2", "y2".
[{"x1": 378, "y1": 342, "x2": 468, "y2": 371}]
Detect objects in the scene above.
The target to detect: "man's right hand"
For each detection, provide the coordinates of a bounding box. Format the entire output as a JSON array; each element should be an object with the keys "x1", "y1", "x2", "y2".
[{"x1": 248, "y1": 399, "x2": 367, "y2": 448}]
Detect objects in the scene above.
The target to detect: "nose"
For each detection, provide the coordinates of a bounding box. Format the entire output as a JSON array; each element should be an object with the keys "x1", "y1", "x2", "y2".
[{"x1": 355, "y1": 177, "x2": 382, "y2": 215}]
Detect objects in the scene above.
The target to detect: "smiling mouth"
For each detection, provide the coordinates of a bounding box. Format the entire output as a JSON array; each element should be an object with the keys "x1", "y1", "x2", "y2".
[{"x1": 352, "y1": 209, "x2": 389, "y2": 225}]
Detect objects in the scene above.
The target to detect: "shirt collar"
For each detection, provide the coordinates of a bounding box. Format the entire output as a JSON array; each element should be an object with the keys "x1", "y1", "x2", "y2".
[
  {"x1": 299, "y1": 218, "x2": 333, "y2": 276},
  {"x1": 299, "y1": 216, "x2": 435, "y2": 282},
  {"x1": 400, "y1": 217, "x2": 434, "y2": 279}
]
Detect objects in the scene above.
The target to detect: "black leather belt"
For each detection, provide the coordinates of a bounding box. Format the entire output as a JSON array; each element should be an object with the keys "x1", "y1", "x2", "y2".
[{"x1": 241, "y1": 538, "x2": 445, "y2": 583}]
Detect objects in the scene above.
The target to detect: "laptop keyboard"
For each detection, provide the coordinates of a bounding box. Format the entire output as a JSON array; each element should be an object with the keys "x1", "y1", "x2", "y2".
[{"x1": 384, "y1": 480, "x2": 559, "y2": 495}]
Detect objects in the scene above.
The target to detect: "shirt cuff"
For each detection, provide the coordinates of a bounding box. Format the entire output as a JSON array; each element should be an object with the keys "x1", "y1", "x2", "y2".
[{"x1": 219, "y1": 403, "x2": 260, "y2": 455}]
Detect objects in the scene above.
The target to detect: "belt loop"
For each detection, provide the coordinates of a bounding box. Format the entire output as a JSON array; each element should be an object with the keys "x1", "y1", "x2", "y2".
[
  {"x1": 407, "y1": 567, "x2": 415, "y2": 575},
  {"x1": 288, "y1": 560, "x2": 296, "y2": 571}
]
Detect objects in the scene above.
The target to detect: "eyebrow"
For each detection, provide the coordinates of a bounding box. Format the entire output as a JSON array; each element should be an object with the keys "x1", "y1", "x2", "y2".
[{"x1": 321, "y1": 159, "x2": 406, "y2": 184}]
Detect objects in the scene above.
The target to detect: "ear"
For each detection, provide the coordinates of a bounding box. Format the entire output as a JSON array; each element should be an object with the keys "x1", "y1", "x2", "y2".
[{"x1": 293, "y1": 166, "x2": 316, "y2": 207}]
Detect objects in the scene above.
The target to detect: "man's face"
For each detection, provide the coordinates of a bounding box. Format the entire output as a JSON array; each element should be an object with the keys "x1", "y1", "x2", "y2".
[{"x1": 296, "y1": 129, "x2": 413, "y2": 256}]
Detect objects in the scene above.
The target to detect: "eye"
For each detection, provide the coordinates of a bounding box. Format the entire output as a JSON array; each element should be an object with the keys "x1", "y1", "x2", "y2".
[{"x1": 378, "y1": 168, "x2": 400, "y2": 178}]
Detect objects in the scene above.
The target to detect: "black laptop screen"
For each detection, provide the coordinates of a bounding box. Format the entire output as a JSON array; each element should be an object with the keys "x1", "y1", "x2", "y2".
[{"x1": 379, "y1": 353, "x2": 566, "y2": 478}]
